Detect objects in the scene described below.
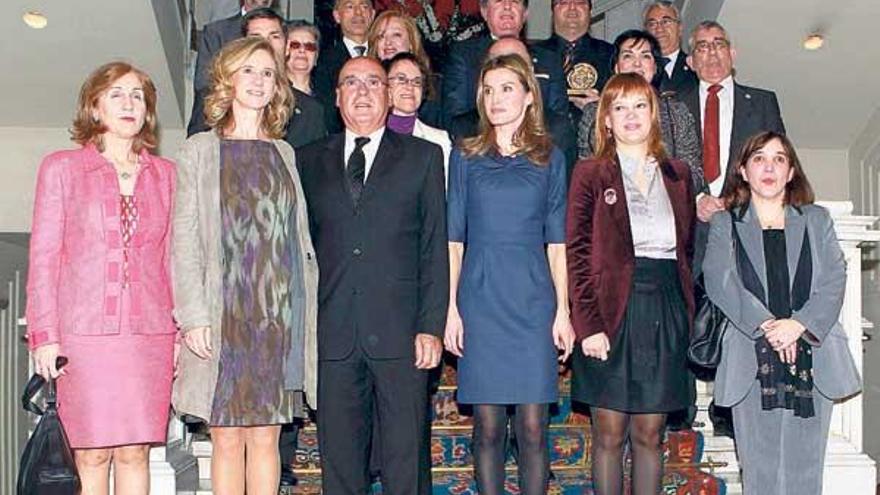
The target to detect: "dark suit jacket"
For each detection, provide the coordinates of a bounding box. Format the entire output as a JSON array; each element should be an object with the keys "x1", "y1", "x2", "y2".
[
  {"x1": 285, "y1": 88, "x2": 328, "y2": 149},
  {"x1": 442, "y1": 35, "x2": 569, "y2": 125},
  {"x1": 533, "y1": 33, "x2": 614, "y2": 91},
  {"x1": 187, "y1": 15, "x2": 243, "y2": 136},
  {"x1": 194, "y1": 14, "x2": 243, "y2": 93},
  {"x1": 297, "y1": 131, "x2": 449, "y2": 361},
  {"x1": 566, "y1": 157, "x2": 695, "y2": 342},
  {"x1": 312, "y1": 40, "x2": 351, "y2": 134},
  {"x1": 679, "y1": 81, "x2": 785, "y2": 189},
  {"x1": 533, "y1": 33, "x2": 614, "y2": 132},
  {"x1": 659, "y1": 50, "x2": 698, "y2": 95}
]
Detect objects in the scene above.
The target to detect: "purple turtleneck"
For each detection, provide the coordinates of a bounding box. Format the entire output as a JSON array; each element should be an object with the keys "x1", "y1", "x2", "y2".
[{"x1": 387, "y1": 112, "x2": 417, "y2": 135}]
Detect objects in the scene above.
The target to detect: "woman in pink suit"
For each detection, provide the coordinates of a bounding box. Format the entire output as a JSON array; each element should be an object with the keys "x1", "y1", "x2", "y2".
[{"x1": 26, "y1": 62, "x2": 176, "y2": 495}]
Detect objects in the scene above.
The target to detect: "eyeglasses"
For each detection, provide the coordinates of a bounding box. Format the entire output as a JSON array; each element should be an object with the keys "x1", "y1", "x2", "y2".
[
  {"x1": 554, "y1": 0, "x2": 589, "y2": 7},
  {"x1": 338, "y1": 75, "x2": 387, "y2": 90},
  {"x1": 289, "y1": 41, "x2": 318, "y2": 52},
  {"x1": 693, "y1": 39, "x2": 730, "y2": 54},
  {"x1": 388, "y1": 74, "x2": 424, "y2": 88},
  {"x1": 645, "y1": 16, "x2": 679, "y2": 29}
]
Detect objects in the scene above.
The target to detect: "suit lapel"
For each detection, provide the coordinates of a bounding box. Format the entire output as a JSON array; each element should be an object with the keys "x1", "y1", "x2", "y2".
[
  {"x1": 671, "y1": 53, "x2": 688, "y2": 85},
  {"x1": 737, "y1": 204, "x2": 768, "y2": 292},
  {"x1": 729, "y1": 84, "x2": 752, "y2": 166},
  {"x1": 606, "y1": 162, "x2": 635, "y2": 253},
  {"x1": 784, "y1": 206, "x2": 806, "y2": 291},
  {"x1": 323, "y1": 134, "x2": 354, "y2": 210}
]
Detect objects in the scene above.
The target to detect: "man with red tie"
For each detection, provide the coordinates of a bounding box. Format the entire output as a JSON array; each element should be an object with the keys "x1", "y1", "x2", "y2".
[
  {"x1": 678, "y1": 20, "x2": 785, "y2": 439},
  {"x1": 679, "y1": 20, "x2": 785, "y2": 224}
]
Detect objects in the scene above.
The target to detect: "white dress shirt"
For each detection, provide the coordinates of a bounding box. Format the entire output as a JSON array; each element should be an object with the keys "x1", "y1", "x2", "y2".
[
  {"x1": 698, "y1": 75, "x2": 735, "y2": 196},
  {"x1": 344, "y1": 127, "x2": 385, "y2": 180},
  {"x1": 342, "y1": 37, "x2": 368, "y2": 58},
  {"x1": 663, "y1": 49, "x2": 680, "y2": 78}
]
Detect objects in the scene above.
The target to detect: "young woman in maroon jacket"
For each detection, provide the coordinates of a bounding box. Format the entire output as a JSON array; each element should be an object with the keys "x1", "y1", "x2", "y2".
[{"x1": 565, "y1": 73, "x2": 695, "y2": 495}]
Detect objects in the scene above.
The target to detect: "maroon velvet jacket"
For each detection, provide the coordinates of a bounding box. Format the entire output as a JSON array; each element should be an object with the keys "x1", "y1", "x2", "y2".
[{"x1": 566, "y1": 157, "x2": 695, "y2": 342}]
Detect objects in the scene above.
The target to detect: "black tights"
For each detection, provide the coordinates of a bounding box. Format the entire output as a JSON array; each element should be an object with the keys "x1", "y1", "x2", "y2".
[
  {"x1": 591, "y1": 407, "x2": 666, "y2": 495},
  {"x1": 472, "y1": 404, "x2": 549, "y2": 495}
]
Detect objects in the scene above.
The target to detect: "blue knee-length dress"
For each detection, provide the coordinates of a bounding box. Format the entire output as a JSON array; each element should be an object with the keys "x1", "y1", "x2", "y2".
[{"x1": 448, "y1": 146, "x2": 567, "y2": 404}]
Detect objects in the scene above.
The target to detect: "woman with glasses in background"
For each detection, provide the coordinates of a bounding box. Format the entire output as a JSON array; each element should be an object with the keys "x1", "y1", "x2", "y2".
[{"x1": 385, "y1": 52, "x2": 451, "y2": 183}]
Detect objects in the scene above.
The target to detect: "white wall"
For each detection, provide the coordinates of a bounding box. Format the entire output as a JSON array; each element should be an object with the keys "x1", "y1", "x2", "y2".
[
  {"x1": 0, "y1": 127, "x2": 186, "y2": 233},
  {"x1": 797, "y1": 148, "x2": 850, "y2": 201}
]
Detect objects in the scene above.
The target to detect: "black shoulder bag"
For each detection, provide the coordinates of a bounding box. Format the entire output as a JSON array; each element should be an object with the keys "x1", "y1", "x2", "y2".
[
  {"x1": 17, "y1": 356, "x2": 81, "y2": 495},
  {"x1": 687, "y1": 211, "x2": 741, "y2": 368}
]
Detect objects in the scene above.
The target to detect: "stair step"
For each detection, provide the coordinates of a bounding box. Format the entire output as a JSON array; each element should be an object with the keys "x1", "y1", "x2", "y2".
[
  {"x1": 290, "y1": 427, "x2": 704, "y2": 472},
  {"x1": 283, "y1": 467, "x2": 725, "y2": 494},
  {"x1": 192, "y1": 428, "x2": 706, "y2": 474}
]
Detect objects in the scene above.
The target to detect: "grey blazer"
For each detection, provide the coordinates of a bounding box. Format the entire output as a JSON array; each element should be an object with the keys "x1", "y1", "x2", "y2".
[
  {"x1": 171, "y1": 132, "x2": 319, "y2": 422},
  {"x1": 703, "y1": 203, "x2": 860, "y2": 407}
]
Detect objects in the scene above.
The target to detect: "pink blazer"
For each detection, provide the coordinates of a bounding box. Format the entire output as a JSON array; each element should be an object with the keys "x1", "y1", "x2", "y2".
[{"x1": 26, "y1": 145, "x2": 177, "y2": 349}]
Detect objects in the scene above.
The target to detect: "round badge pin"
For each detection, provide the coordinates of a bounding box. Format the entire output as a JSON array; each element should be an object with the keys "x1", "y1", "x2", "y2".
[{"x1": 604, "y1": 188, "x2": 617, "y2": 205}]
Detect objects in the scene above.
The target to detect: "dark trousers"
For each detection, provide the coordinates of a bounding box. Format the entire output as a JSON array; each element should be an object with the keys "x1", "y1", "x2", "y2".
[
  {"x1": 317, "y1": 345, "x2": 432, "y2": 495},
  {"x1": 279, "y1": 422, "x2": 299, "y2": 473}
]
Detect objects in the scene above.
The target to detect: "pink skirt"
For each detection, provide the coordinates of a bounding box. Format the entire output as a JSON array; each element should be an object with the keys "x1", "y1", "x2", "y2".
[{"x1": 56, "y1": 332, "x2": 175, "y2": 449}]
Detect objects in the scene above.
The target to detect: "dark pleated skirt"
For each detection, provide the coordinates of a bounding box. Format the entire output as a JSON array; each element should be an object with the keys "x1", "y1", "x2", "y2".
[{"x1": 571, "y1": 257, "x2": 690, "y2": 413}]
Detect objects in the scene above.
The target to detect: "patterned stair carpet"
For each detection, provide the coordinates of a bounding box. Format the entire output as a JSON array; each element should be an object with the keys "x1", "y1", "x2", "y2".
[{"x1": 289, "y1": 363, "x2": 726, "y2": 494}]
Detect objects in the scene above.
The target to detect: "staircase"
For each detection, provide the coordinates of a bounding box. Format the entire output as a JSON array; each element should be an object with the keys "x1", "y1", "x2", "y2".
[{"x1": 185, "y1": 360, "x2": 731, "y2": 494}]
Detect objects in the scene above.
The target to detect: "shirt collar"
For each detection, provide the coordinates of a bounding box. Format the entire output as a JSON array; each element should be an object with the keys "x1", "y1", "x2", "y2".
[
  {"x1": 342, "y1": 37, "x2": 368, "y2": 57},
  {"x1": 345, "y1": 126, "x2": 385, "y2": 147},
  {"x1": 617, "y1": 152, "x2": 658, "y2": 178},
  {"x1": 700, "y1": 74, "x2": 734, "y2": 93}
]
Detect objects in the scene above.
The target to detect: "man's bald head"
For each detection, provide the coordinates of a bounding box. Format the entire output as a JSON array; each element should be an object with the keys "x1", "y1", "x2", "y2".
[{"x1": 487, "y1": 37, "x2": 532, "y2": 67}]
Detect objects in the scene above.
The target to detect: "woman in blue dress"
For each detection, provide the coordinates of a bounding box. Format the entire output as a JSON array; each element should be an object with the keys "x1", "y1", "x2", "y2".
[{"x1": 443, "y1": 53, "x2": 575, "y2": 495}]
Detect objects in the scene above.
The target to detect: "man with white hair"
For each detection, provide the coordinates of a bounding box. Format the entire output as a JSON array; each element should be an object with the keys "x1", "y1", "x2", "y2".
[{"x1": 643, "y1": 0, "x2": 697, "y2": 94}]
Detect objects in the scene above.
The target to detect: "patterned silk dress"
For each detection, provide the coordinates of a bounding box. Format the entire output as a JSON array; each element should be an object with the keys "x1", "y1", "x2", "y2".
[{"x1": 210, "y1": 140, "x2": 304, "y2": 426}]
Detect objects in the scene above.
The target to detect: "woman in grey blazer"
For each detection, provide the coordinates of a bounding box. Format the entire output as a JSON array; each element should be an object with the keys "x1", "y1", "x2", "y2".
[{"x1": 703, "y1": 131, "x2": 860, "y2": 494}]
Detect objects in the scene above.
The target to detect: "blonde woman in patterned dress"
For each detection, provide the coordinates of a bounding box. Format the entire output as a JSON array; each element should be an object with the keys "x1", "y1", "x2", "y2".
[{"x1": 172, "y1": 37, "x2": 319, "y2": 495}]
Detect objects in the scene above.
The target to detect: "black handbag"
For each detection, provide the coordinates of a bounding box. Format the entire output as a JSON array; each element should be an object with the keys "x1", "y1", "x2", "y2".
[
  {"x1": 687, "y1": 212, "x2": 740, "y2": 369},
  {"x1": 17, "y1": 356, "x2": 81, "y2": 495}
]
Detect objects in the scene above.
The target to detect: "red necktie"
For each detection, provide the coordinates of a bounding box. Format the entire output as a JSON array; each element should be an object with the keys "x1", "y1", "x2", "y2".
[{"x1": 702, "y1": 84, "x2": 723, "y2": 183}]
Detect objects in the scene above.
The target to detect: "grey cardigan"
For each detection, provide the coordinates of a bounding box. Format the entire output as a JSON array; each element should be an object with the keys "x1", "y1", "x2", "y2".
[
  {"x1": 703, "y1": 203, "x2": 861, "y2": 407},
  {"x1": 171, "y1": 132, "x2": 319, "y2": 422}
]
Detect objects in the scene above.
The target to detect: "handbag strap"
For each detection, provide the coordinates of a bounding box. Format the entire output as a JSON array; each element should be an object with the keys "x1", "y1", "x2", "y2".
[{"x1": 21, "y1": 356, "x2": 68, "y2": 415}]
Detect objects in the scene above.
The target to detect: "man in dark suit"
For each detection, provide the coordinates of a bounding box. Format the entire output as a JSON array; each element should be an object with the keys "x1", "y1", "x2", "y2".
[
  {"x1": 312, "y1": 0, "x2": 375, "y2": 134},
  {"x1": 443, "y1": 0, "x2": 569, "y2": 132},
  {"x1": 534, "y1": 0, "x2": 613, "y2": 126},
  {"x1": 681, "y1": 20, "x2": 785, "y2": 439},
  {"x1": 297, "y1": 57, "x2": 448, "y2": 495},
  {"x1": 680, "y1": 20, "x2": 786, "y2": 222},
  {"x1": 187, "y1": 0, "x2": 274, "y2": 136},
  {"x1": 644, "y1": 1, "x2": 697, "y2": 95}
]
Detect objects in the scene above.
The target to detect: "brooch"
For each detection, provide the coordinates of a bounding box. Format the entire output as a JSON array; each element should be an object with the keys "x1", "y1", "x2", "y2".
[{"x1": 603, "y1": 188, "x2": 617, "y2": 205}]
